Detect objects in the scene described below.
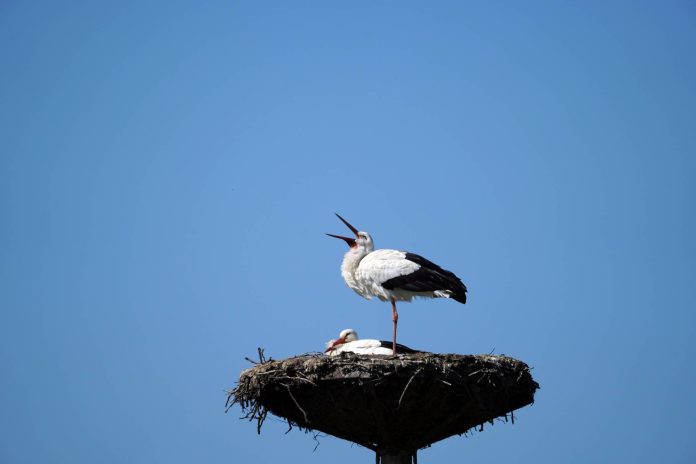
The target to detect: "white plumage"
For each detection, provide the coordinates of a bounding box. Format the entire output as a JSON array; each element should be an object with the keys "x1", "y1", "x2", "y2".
[
  {"x1": 342, "y1": 249, "x2": 457, "y2": 302},
  {"x1": 325, "y1": 329, "x2": 395, "y2": 356},
  {"x1": 325, "y1": 329, "x2": 417, "y2": 356},
  {"x1": 328, "y1": 214, "x2": 467, "y2": 353}
]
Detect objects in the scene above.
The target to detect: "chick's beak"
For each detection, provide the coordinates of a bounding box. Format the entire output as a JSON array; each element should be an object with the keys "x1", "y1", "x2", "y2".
[{"x1": 325, "y1": 336, "x2": 346, "y2": 353}]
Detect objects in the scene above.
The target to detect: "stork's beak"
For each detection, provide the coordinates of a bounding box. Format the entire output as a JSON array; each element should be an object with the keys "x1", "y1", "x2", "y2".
[
  {"x1": 326, "y1": 233, "x2": 356, "y2": 247},
  {"x1": 335, "y1": 213, "x2": 359, "y2": 236},
  {"x1": 326, "y1": 213, "x2": 359, "y2": 247},
  {"x1": 325, "y1": 336, "x2": 346, "y2": 353}
]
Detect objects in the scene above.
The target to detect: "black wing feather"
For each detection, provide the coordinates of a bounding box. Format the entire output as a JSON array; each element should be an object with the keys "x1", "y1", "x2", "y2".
[
  {"x1": 381, "y1": 252, "x2": 467, "y2": 304},
  {"x1": 378, "y1": 340, "x2": 420, "y2": 353}
]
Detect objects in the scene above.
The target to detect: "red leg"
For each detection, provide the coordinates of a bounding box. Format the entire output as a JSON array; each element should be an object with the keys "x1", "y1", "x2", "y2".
[{"x1": 391, "y1": 299, "x2": 398, "y2": 354}]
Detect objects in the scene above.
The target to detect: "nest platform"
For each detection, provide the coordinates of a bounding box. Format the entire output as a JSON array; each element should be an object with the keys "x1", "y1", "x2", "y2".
[{"x1": 229, "y1": 351, "x2": 538, "y2": 456}]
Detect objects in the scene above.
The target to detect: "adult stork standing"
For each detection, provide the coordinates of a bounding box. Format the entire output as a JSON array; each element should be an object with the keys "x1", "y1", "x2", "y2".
[
  {"x1": 327, "y1": 214, "x2": 467, "y2": 353},
  {"x1": 325, "y1": 328, "x2": 418, "y2": 356}
]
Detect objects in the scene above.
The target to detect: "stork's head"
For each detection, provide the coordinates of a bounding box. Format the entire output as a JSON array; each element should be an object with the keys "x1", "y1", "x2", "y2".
[
  {"x1": 326, "y1": 213, "x2": 374, "y2": 253},
  {"x1": 325, "y1": 328, "x2": 359, "y2": 353}
]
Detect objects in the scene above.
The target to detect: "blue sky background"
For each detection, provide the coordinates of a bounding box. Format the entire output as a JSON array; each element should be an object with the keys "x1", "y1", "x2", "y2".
[{"x1": 2, "y1": 1, "x2": 695, "y2": 463}]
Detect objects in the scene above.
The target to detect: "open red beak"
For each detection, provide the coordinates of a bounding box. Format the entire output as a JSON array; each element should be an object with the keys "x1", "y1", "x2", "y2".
[
  {"x1": 326, "y1": 233, "x2": 356, "y2": 247},
  {"x1": 326, "y1": 213, "x2": 360, "y2": 247}
]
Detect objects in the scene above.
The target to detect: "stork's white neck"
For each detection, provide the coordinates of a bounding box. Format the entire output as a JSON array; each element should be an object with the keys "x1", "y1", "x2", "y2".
[{"x1": 340, "y1": 246, "x2": 370, "y2": 291}]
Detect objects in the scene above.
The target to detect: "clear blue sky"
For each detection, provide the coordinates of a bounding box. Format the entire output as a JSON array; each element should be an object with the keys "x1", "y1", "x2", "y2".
[{"x1": 2, "y1": 2, "x2": 695, "y2": 463}]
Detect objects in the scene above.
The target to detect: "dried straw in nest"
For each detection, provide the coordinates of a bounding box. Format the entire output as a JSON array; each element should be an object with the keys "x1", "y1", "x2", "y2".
[{"x1": 227, "y1": 350, "x2": 538, "y2": 455}]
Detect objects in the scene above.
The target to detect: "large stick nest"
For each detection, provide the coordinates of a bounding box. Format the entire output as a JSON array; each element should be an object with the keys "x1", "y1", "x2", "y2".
[{"x1": 228, "y1": 351, "x2": 538, "y2": 454}]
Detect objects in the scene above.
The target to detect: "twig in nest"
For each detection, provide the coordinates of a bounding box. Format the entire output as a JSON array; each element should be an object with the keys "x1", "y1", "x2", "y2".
[
  {"x1": 278, "y1": 375, "x2": 317, "y2": 386},
  {"x1": 224, "y1": 390, "x2": 234, "y2": 411},
  {"x1": 245, "y1": 347, "x2": 271, "y2": 365},
  {"x1": 285, "y1": 385, "x2": 310, "y2": 424},
  {"x1": 516, "y1": 370, "x2": 526, "y2": 382},
  {"x1": 312, "y1": 432, "x2": 323, "y2": 452},
  {"x1": 256, "y1": 409, "x2": 268, "y2": 434},
  {"x1": 398, "y1": 368, "x2": 422, "y2": 408},
  {"x1": 258, "y1": 347, "x2": 267, "y2": 363}
]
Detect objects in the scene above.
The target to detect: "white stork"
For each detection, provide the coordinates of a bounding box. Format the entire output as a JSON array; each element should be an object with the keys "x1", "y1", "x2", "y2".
[
  {"x1": 325, "y1": 328, "x2": 418, "y2": 356},
  {"x1": 327, "y1": 213, "x2": 467, "y2": 354}
]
